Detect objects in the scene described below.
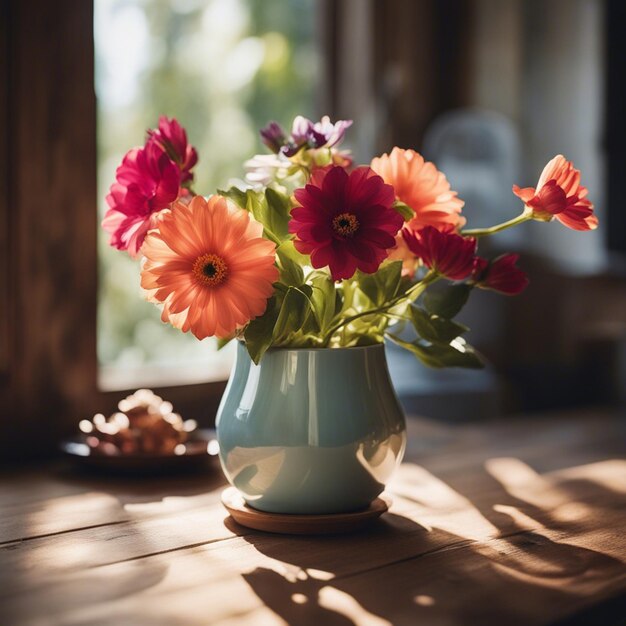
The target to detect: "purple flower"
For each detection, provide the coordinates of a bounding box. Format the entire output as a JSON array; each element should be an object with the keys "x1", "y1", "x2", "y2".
[
  {"x1": 312, "y1": 116, "x2": 353, "y2": 148},
  {"x1": 287, "y1": 116, "x2": 327, "y2": 153},
  {"x1": 259, "y1": 121, "x2": 287, "y2": 154},
  {"x1": 259, "y1": 115, "x2": 353, "y2": 157}
]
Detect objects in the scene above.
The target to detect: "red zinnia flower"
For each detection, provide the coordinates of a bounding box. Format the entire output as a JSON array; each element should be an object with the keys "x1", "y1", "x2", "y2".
[
  {"x1": 102, "y1": 141, "x2": 181, "y2": 257},
  {"x1": 402, "y1": 226, "x2": 476, "y2": 280},
  {"x1": 289, "y1": 166, "x2": 403, "y2": 280},
  {"x1": 512, "y1": 155, "x2": 597, "y2": 231},
  {"x1": 148, "y1": 116, "x2": 198, "y2": 184},
  {"x1": 472, "y1": 254, "x2": 528, "y2": 295}
]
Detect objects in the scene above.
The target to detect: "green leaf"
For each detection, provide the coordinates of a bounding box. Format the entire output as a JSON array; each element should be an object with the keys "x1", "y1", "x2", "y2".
[
  {"x1": 244, "y1": 297, "x2": 280, "y2": 364},
  {"x1": 334, "y1": 289, "x2": 343, "y2": 317},
  {"x1": 357, "y1": 261, "x2": 402, "y2": 307},
  {"x1": 245, "y1": 191, "x2": 274, "y2": 242},
  {"x1": 428, "y1": 339, "x2": 484, "y2": 368},
  {"x1": 216, "y1": 337, "x2": 234, "y2": 350},
  {"x1": 423, "y1": 283, "x2": 471, "y2": 319},
  {"x1": 393, "y1": 200, "x2": 415, "y2": 221},
  {"x1": 386, "y1": 334, "x2": 442, "y2": 368},
  {"x1": 273, "y1": 285, "x2": 317, "y2": 343},
  {"x1": 244, "y1": 187, "x2": 292, "y2": 244},
  {"x1": 217, "y1": 186, "x2": 248, "y2": 209},
  {"x1": 410, "y1": 306, "x2": 469, "y2": 344},
  {"x1": 310, "y1": 272, "x2": 336, "y2": 333},
  {"x1": 275, "y1": 240, "x2": 307, "y2": 286},
  {"x1": 387, "y1": 333, "x2": 483, "y2": 369},
  {"x1": 261, "y1": 187, "x2": 292, "y2": 243},
  {"x1": 265, "y1": 187, "x2": 292, "y2": 222},
  {"x1": 352, "y1": 333, "x2": 384, "y2": 347}
]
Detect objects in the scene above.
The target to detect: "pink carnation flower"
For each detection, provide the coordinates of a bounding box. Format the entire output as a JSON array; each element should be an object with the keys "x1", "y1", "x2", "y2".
[
  {"x1": 102, "y1": 141, "x2": 181, "y2": 257},
  {"x1": 148, "y1": 116, "x2": 198, "y2": 184}
]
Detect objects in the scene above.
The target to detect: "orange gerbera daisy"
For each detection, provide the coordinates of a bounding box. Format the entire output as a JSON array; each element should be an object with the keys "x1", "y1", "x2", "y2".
[
  {"x1": 513, "y1": 155, "x2": 598, "y2": 231},
  {"x1": 141, "y1": 195, "x2": 278, "y2": 339},
  {"x1": 370, "y1": 148, "x2": 465, "y2": 231},
  {"x1": 370, "y1": 148, "x2": 465, "y2": 277}
]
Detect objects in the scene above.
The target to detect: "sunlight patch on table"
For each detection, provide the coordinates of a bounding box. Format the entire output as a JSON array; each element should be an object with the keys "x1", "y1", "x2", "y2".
[
  {"x1": 319, "y1": 586, "x2": 392, "y2": 626},
  {"x1": 389, "y1": 463, "x2": 498, "y2": 541}
]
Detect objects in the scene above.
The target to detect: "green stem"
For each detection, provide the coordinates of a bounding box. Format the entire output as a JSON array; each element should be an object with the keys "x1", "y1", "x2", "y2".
[
  {"x1": 461, "y1": 212, "x2": 530, "y2": 238},
  {"x1": 322, "y1": 271, "x2": 438, "y2": 345},
  {"x1": 405, "y1": 271, "x2": 438, "y2": 299},
  {"x1": 322, "y1": 303, "x2": 395, "y2": 346}
]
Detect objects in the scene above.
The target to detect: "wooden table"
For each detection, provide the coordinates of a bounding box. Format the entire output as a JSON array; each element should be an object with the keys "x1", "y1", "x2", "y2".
[{"x1": 1, "y1": 409, "x2": 625, "y2": 625}]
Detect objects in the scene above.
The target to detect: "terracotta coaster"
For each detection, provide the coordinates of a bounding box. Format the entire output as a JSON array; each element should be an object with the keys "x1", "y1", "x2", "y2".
[{"x1": 221, "y1": 487, "x2": 390, "y2": 535}]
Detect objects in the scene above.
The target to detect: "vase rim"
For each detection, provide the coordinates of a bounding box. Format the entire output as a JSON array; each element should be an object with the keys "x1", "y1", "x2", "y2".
[{"x1": 236, "y1": 339, "x2": 385, "y2": 354}]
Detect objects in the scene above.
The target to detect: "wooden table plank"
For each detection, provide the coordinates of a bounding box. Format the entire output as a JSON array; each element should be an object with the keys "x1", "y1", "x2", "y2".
[
  {"x1": 0, "y1": 467, "x2": 226, "y2": 544},
  {"x1": 0, "y1": 409, "x2": 624, "y2": 625},
  {"x1": 1, "y1": 460, "x2": 624, "y2": 624}
]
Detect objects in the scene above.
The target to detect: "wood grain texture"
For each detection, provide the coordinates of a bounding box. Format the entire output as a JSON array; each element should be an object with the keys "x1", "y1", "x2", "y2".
[
  {"x1": 0, "y1": 410, "x2": 624, "y2": 625},
  {"x1": 0, "y1": 0, "x2": 97, "y2": 459},
  {"x1": 0, "y1": 0, "x2": 10, "y2": 378}
]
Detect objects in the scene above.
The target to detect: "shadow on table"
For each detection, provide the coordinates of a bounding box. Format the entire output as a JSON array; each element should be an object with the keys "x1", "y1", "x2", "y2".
[{"x1": 227, "y1": 461, "x2": 626, "y2": 626}]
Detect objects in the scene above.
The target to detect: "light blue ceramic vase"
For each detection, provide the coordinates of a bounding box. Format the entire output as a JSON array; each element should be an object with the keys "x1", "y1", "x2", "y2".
[{"x1": 216, "y1": 341, "x2": 406, "y2": 514}]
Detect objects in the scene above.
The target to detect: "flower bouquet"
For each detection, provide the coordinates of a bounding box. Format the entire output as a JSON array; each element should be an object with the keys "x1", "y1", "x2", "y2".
[
  {"x1": 103, "y1": 115, "x2": 597, "y2": 367},
  {"x1": 103, "y1": 115, "x2": 597, "y2": 515}
]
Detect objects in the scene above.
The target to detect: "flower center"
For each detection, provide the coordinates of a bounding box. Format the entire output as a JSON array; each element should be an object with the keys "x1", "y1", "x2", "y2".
[
  {"x1": 332, "y1": 212, "x2": 359, "y2": 237},
  {"x1": 192, "y1": 253, "x2": 228, "y2": 287}
]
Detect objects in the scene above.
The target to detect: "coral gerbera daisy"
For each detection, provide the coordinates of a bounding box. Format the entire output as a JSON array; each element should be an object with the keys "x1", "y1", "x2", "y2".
[
  {"x1": 512, "y1": 155, "x2": 597, "y2": 231},
  {"x1": 370, "y1": 148, "x2": 465, "y2": 231},
  {"x1": 141, "y1": 195, "x2": 278, "y2": 339},
  {"x1": 289, "y1": 165, "x2": 403, "y2": 281}
]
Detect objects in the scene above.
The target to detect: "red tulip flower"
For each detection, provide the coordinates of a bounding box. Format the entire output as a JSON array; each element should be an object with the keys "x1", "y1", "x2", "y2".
[
  {"x1": 289, "y1": 166, "x2": 403, "y2": 280},
  {"x1": 513, "y1": 155, "x2": 597, "y2": 231},
  {"x1": 403, "y1": 226, "x2": 476, "y2": 280},
  {"x1": 473, "y1": 254, "x2": 528, "y2": 295}
]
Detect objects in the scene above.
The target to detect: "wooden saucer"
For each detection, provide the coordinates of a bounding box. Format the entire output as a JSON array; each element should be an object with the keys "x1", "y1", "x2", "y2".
[{"x1": 221, "y1": 487, "x2": 389, "y2": 535}]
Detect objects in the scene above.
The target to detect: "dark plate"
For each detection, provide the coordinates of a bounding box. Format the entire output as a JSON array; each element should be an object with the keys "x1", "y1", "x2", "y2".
[{"x1": 60, "y1": 429, "x2": 220, "y2": 475}]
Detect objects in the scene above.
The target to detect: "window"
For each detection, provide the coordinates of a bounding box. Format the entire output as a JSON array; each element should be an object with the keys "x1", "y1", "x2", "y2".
[{"x1": 95, "y1": 0, "x2": 321, "y2": 390}]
